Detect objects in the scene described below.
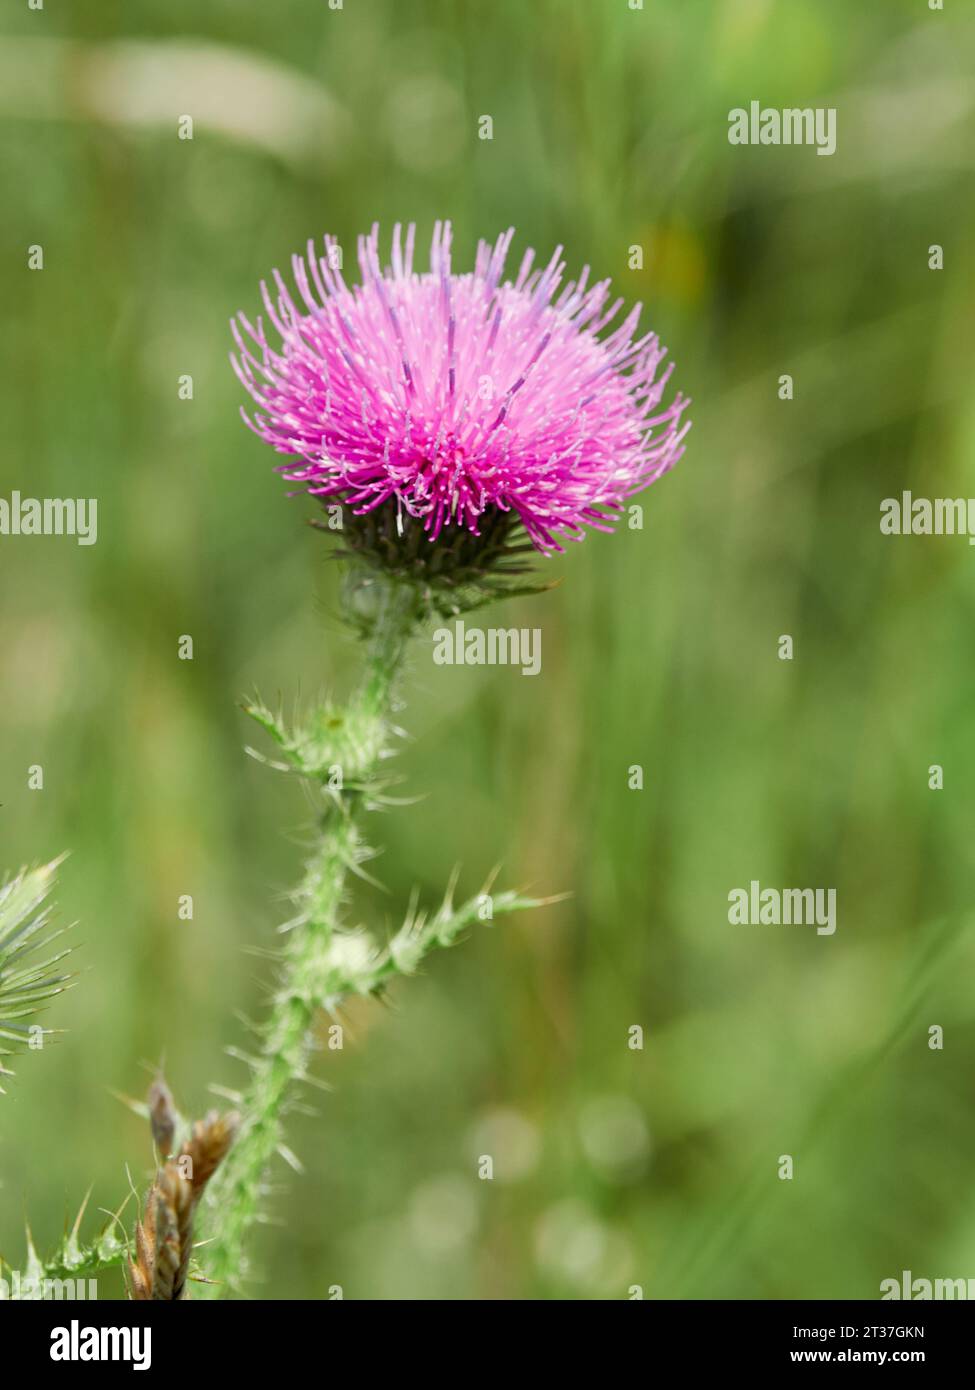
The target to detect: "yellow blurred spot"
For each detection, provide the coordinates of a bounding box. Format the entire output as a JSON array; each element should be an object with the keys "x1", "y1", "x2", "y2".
[{"x1": 632, "y1": 225, "x2": 707, "y2": 306}]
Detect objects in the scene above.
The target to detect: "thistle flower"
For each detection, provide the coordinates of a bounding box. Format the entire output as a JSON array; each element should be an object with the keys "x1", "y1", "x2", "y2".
[
  {"x1": 183, "y1": 221, "x2": 689, "y2": 1295},
  {"x1": 231, "y1": 221, "x2": 690, "y2": 572}
]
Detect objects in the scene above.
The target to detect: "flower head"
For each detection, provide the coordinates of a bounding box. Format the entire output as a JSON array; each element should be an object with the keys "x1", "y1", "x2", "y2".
[{"x1": 232, "y1": 221, "x2": 690, "y2": 557}]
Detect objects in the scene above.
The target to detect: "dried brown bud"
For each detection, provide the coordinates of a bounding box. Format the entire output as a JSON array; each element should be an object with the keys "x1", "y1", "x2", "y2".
[
  {"x1": 128, "y1": 1087, "x2": 238, "y2": 1301},
  {"x1": 148, "y1": 1077, "x2": 177, "y2": 1155}
]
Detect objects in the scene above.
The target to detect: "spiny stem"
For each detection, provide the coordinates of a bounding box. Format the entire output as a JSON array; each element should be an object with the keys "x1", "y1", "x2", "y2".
[
  {"x1": 199, "y1": 574, "x2": 420, "y2": 1294},
  {"x1": 199, "y1": 813, "x2": 358, "y2": 1290},
  {"x1": 189, "y1": 571, "x2": 555, "y2": 1296},
  {"x1": 21, "y1": 574, "x2": 555, "y2": 1293}
]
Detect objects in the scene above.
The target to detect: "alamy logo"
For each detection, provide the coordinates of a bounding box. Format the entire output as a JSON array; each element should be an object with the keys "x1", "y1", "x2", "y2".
[
  {"x1": 880, "y1": 493, "x2": 975, "y2": 544},
  {"x1": 881, "y1": 1271, "x2": 975, "y2": 1300},
  {"x1": 728, "y1": 880, "x2": 836, "y2": 936},
  {"x1": 0, "y1": 491, "x2": 98, "y2": 545},
  {"x1": 50, "y1": 1320, "x2": 151, "y2": 1370},
  {"x1": 728, "y1": 101, "x2": 837, "y2": 156},
  {"x1": 0, "y1": 1271, "x2": 97, "y2": 1300},
  {"x1": 432, "y1": 620, "x2": 541, "y2": 676}
]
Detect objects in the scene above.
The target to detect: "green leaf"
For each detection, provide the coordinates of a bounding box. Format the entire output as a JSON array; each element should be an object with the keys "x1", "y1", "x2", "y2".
[{"x1": 0, "y1": 857, "x2": 74, "y2": 1092}]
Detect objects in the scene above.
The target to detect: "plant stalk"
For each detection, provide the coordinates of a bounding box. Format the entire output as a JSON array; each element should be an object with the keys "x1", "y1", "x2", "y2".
[{"x1": 199, "y1": 573, "x2": 420, "y2": 1294}]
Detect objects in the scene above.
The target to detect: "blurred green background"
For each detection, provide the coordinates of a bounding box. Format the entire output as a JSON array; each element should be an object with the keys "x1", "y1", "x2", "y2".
[{"x1": 2, "y1": 0, "x2": 974, "y2": 1300}]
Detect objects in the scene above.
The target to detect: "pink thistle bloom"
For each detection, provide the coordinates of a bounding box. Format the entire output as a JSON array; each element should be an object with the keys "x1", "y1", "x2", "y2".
[{"x1": 231, "y1": 222, "x2": 690, "y2": 554}]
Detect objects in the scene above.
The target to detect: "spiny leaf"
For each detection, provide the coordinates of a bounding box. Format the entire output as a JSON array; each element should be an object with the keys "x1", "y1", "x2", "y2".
[{"x1": 0, "y1": 857, "x2": 74, "y2": 1092}]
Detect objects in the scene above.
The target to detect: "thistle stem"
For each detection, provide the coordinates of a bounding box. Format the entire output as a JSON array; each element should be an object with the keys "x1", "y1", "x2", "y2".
[
  {"x1": 199, "y1": 573, "x2": 420, "y2": 1294},
  {"x1": 24, "y1": 573, "x2": 552, "y2": 1293}
]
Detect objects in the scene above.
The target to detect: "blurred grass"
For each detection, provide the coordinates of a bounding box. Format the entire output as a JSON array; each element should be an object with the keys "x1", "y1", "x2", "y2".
[{"x1": 1, "y1": 0, "x2": 974, "y2": 1299}]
